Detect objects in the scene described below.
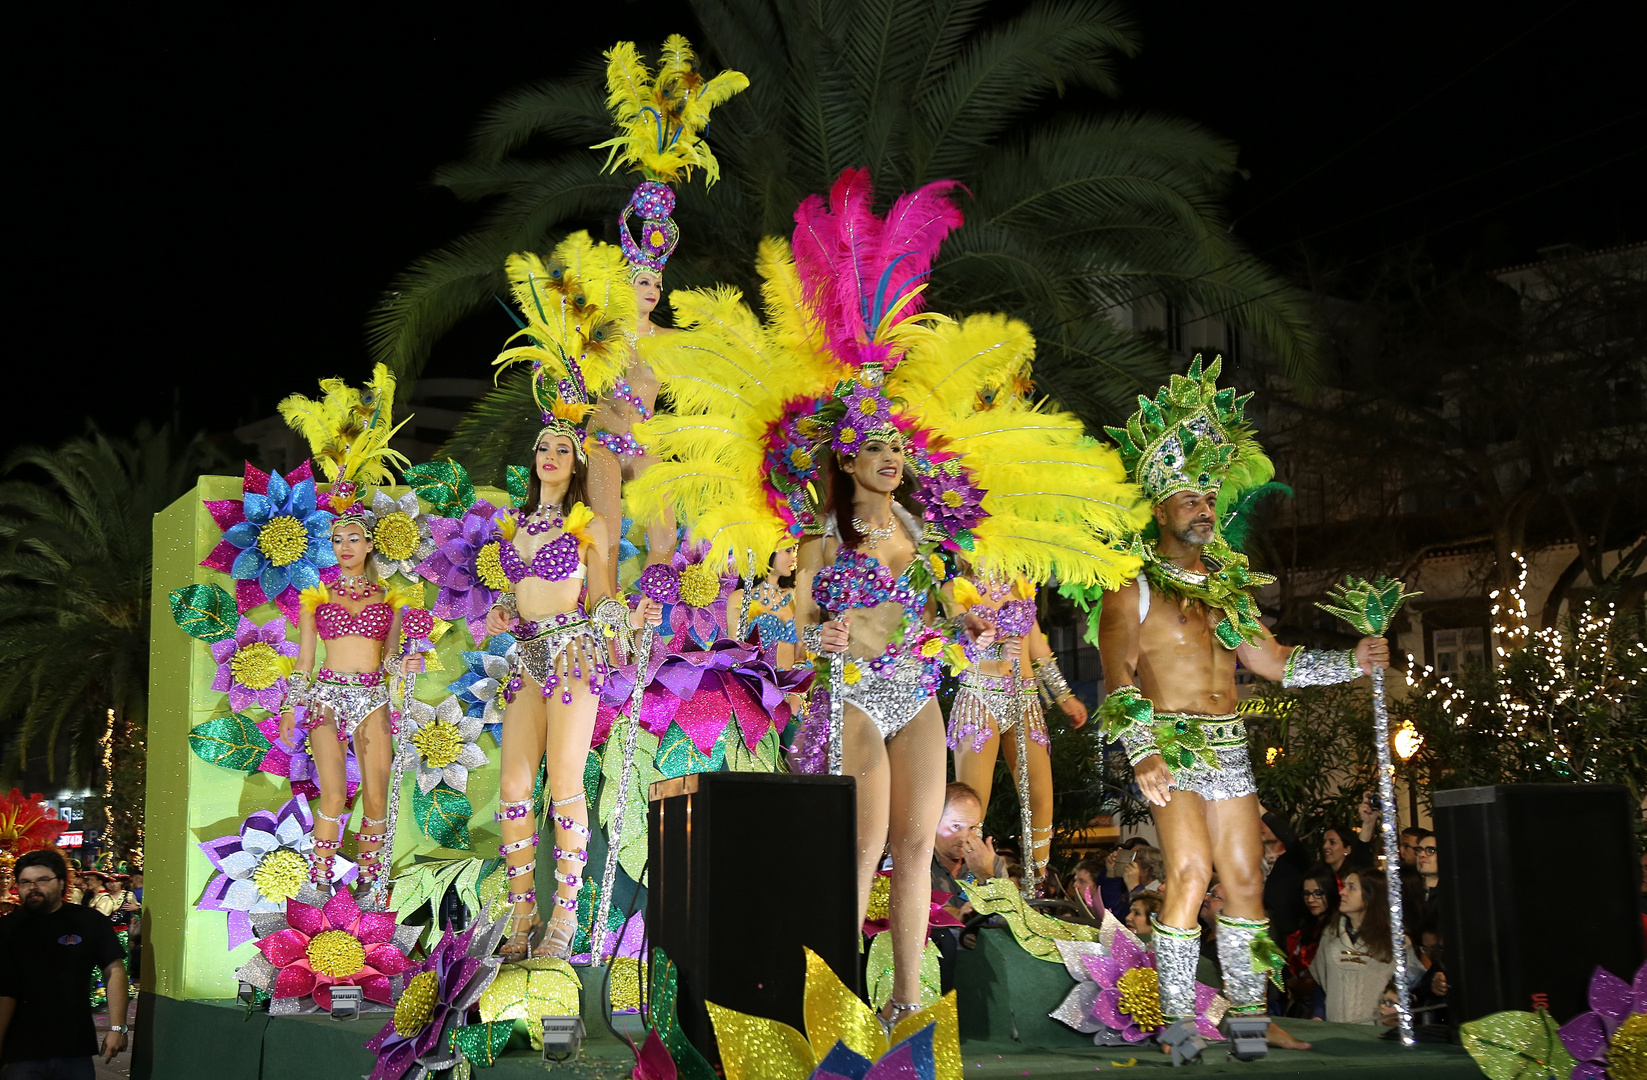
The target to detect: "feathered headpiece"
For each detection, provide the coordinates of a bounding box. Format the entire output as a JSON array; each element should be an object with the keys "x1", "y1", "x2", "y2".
[
  {"x1": 493, "y1": 232, "x2": 639, "y2": 460},
  {"x1": 629, "y1": 169, "x2": 1146, "y2": 590},
  {"x1": 1104, "y1": 354, "x2": 1273, "y2": 510},
  {"x1": 594, "y1": 36, "x2": 749, "y2": 278},
  {"x1": 278, "y1": 363, "x2": 411, "y2": 519}
]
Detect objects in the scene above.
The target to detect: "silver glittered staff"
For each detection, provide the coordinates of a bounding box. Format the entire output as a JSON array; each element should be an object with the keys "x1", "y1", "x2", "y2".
[
  {"x1": 371, "y1": 644, "x2": 417, "y2": 913},
  {"x1": 1009, "y1": 676, "x2": 1037, "y2": 897},
  {"x1": 1317, "y1": 576, "x2": 1421, "y2": 1047}
]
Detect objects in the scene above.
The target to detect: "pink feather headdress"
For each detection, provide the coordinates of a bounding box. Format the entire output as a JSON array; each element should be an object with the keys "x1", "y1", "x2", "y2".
[{"x1": 791, "y1": 168, "x2": 966, "y2": 372}]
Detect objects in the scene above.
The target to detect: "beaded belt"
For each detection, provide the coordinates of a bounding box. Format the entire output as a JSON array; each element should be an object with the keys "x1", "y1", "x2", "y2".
[
  {"x1": 316, "y1": 668, "x2": 386, "y2": 688},
  {"x1": 516, "y1": 611, "x2": 596, "y2": 639}
]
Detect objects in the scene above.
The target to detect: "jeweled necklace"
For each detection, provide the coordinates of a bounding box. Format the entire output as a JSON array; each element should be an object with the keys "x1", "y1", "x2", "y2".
[
  {"x1": 754, "y1": 579, "x2": 790, "y2": 608},
  {"x1": 852, "y1": 515, "x2": 896, "y2": 549},
  {"x1": 522, "y1": 504, "x2": 566, "y2": 536},
  {"x1": 338, "y1": 572, "x2": 376, "y2": 601}
]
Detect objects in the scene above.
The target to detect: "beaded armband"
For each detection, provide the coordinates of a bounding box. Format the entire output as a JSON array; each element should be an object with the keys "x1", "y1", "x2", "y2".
[
  {"x1": 1281, "y1": 647, "x2": 1363, "y2": 688},
  {"x1": 1098, "y1": 685, "x2": 1160, "y2": 765},
  {"x1": 494, "y1": 590, "x2": 519, "y2": 619},
  {"x1": 285, "y1": 670, "x2": 314, "y2": 710},
  {"x1": 968, "y1": 640, "x2": 1004, "y2": 663},
  {"x1": 1032, "y1": 656, "x2": 1074, "y2": 703},
  {"x1": 801, "y1": 623, "x2": 825, "y2": 654}
]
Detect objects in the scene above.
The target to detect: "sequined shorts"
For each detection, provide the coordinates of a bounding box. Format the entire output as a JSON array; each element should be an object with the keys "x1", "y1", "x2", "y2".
[
  {"x1": 839, "y1": 655, "x2": 933, "y2": 741},
  {"x1": 507, "y1": 610, "x2": 609, "y2": 704},
  {"x1": 947, "y1": 673, "x2": 1047, "y2": 753},
  {"x1": 303, "y1": 669, "x2": 391, "y2": 743},
  {"x1": 1160, "y1": 713, "x2": 1256, "y2": 802}
]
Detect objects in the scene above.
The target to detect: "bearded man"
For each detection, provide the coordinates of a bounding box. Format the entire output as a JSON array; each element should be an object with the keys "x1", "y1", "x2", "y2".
[{"x1": 1098, "y1": 357, "x2": 1388, "y2": 1061}]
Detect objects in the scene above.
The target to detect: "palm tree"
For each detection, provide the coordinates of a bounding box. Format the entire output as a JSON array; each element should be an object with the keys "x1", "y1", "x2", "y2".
[
  {"x1": 369, "y1": 0, "x2": 1318, "y2": 482},
  {"x1": 0, "y1": 425, "x2": 219, "y2": 855}
]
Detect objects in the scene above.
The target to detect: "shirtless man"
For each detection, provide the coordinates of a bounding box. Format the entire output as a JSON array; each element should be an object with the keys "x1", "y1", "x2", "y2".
[{"x1": 1098, "y1": 357, "x2": 1388, "y2": 1060}]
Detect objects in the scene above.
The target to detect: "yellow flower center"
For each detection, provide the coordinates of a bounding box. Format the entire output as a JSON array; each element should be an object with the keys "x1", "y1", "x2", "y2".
[
  {"x1": 678, "y1": 563, "x2": 721, "y2": 609},
  {"x1": 412, "y1": 718, "x2": 466, "y2": 769},
  {"x1": 475, "y1": 540, "x2": 510, "y2": 592},
  {"x1": 1115, "y1": 966, "x2": 1163, "y2": 1032},
  {"x1": 857, "y1": 398, "x2": 880, "y2": 416},
  {"x1": 940, "y1": 489, "x2": 965, "y2": 508},
  {"x1": 865, "y1": 875, "x2": 891, "y2": 923},
  {"x1": 251, "y1": 849, "x2": 307, "y2": 903},
  {"x1": 230, "y1": 642, "x2": 282, "y2": 691},
  {"x1": 258, "y1": 515, "x2": 310, "y2": 568},
  {"x1": 839, "y1": 427, "x2": 859, "y2": 445},
  {"x1": 919, "y1": 638, "x2": 944, "y2": 659},
  {"x1": 842, "y1": 661, "x2": 861, "y2": 685},
  {"x1": 789, "y1": 448, "x2": 813, "y2": 470},
  {"x1": 373, "y1": 512, "x2": 419, "y2": 561},
  {"x1": 1610, "y1": 1012, "x2": 1647, "y2": 1080},
  {"x1": 394, "y1": 970, "x2": 440, "y2": 1036},
  {"x1": 306, "y1": 929, "x2": 366, "y2": 979},
  {"x1": 928, "y1": 554, "x2": 947, "y2": 581},
  {"x1": 648, "y1": 228, "x2": 666, "y2": 247}
]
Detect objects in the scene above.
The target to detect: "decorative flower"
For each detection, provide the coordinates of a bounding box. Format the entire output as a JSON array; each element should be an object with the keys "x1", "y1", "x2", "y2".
[
  {"x1": 399, "y1": 695, "x2": 488, "y2": 795},
  {"x1": 211, "y1": 616, "x2": 299, "y2": 714},
  {"x1": 912, "y1": 466, "x2": 987, "y2": 535},
  {"x1": 363, "y1": 910, "x2": 509, "y2": 1080},
  {"x1": 235, "y1": 889, "x2": 417, "y2": 1015},
  {"x1": 196, "y1": 793, "x2": 357, "y2": 950},
  {"x1": 446, "y1": 634, "x2": 515, "y2": 745},
  {"x1": 255, "y1": 717, "x2": 361, "y2": 803},
  {"x1": 414, "y1": 499, "x2": 502, "y2": 642},
  {"x1": 1077, "y1": 930, "x2": 1222, "y2": 1044},
  {"x1": 860, "y1": 871, "x2": 963, "y2": 937},
  {"x1": 663, "y1": 540, "x2": 735, "y2": 646},
  {"x1": 1560, "y1": 962, "x2": 1647, "y2": 1080},
  {"x1": 202, "y1": 462, "x2": 338, "y2": 620},
  {"x1": 370, "y1": 491, "x2": 435, "y2": 582},
  {"x1": 842, "y1": 383, "x2": 892, "y2": 426}
]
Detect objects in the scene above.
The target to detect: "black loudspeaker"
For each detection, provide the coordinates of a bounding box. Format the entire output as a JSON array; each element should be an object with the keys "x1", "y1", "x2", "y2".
[
  {"x1": 647, "y1": 771, "x2": 859, "y2": 1062},
  {"x1": 1435, "y1": 783, "x2": 1643, "y2": 1023}
]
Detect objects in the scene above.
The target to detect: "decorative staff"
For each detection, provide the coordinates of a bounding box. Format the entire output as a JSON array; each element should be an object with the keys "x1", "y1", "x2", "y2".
[
  {"x1": 734, "y1": 548, "x2": 758, "y2": 640},
  {"x1": 1317, "y1": 575, "x2": 1421, "y2": 1046},
  {"x1": 371, "y1": 644, "x2": 417, "y2": 913}
]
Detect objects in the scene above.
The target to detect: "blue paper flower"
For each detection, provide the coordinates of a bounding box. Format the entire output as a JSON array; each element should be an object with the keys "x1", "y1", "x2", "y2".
[
  {"x1": 447, "y1": 633, "x2": 515, "y2": 745},
  {"x1": 206, "y1": 463, "x2": 337, "y2": 620}
]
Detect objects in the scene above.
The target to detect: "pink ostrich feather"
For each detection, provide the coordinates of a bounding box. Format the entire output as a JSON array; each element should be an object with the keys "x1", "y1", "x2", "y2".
[{"x1": 791, "y1": 168, "x2": 966, "y2": 370}]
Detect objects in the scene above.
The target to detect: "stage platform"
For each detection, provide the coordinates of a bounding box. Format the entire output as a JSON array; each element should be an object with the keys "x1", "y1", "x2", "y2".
[{"x1": 132, "y1": 930, "x2": 1481, "y2": 1079}]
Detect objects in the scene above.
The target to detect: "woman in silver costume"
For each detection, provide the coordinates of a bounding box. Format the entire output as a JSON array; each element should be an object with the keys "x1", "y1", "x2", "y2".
[
  {"x1": 799, "y1": 431, "x2": 994, "y2": 1029},
  {"x1": 281, "y1": 512, "x2": 423, "y2": 899},
  {"x1": 482, "y1": 426, "x2": 661, "y2": 961}
]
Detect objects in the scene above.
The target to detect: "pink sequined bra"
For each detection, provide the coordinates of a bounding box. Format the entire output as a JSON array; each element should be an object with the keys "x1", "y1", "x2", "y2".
[
  {"x1": 314, "y1": 602, "x2": 394, "y2": 641},
  {"x1": 499, "y1": 533, "x2": 587, "y2": 584}
]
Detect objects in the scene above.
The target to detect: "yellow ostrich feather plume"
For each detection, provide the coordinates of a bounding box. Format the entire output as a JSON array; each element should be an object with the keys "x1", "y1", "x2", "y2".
[
  {"x1": 277, "y1": 362, "x2": 411, "y2": 489},
  {"x1": 593, "y1": 36, "x2": 749, "y2": 185},
  {"x1": 493, "y1": 232, "x2": 639, "y2": 410},
  {"x1": 887, "y1": 312, "x2": 1034, "y2": 417}
]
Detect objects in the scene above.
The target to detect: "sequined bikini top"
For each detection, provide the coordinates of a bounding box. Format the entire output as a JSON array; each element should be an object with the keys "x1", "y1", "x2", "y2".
[
  {"x1": 812, "y1": 549, "x2": 926, "y2": 619},
  {"x1": 314, "y1": 602, "x2": 394, "y2": 641},
  {"x1": 500, "y1": 532, "x2": 588, "y2": 584},
  {"x1": 749, "y1": 611, "x2": 798, "y2": 644}
]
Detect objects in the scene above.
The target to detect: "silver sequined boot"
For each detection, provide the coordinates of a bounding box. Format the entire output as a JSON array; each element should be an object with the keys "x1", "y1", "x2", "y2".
[
  {"x1": 1216, "y1": 914, "x2": 1282, "y2": 1060},
  {"x1": 1151, "y1": 918, "x2": 1204, "y2": 1064}
]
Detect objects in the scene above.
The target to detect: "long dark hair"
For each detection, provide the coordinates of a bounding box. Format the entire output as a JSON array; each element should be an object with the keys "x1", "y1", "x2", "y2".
[
  {"x1": 1343, "y1": 867, "x2": 1395, "y2": 963},
  {"x1": 521, "y1": 431, "x2": 592, "y2": 517},
  {"x1": 1300, "y1": 864, "x2": 1340, "y2": 946}
]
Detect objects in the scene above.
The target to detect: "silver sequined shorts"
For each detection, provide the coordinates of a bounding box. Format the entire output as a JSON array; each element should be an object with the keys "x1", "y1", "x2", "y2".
[
  {"x1": 303, "y1": 671, "x2": 392, "y2": 744},
  {"x1": 1161, "y1": 713, "x2": 1256, "y2": 802},
  {"x1": 840, "y1": 655, "x2": 934, "y2": 741}
]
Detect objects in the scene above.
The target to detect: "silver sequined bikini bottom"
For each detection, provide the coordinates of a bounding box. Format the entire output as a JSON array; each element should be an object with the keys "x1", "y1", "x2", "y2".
[
  {"x1": 839, "y1": 655, "x2": 933, "y2": 741},
  {"x1": 507, "y1": 613, "x2": 609, "y2": 702},
  {"x1": 303, "y1": 670, "x2": 392, "y2": 744},
  {"x1": 1160, "y1": 713, "x2": 1257, "y2": 802},
  {"x1": 947, "y1": 672, "x2": 1047, "y2": 753}
]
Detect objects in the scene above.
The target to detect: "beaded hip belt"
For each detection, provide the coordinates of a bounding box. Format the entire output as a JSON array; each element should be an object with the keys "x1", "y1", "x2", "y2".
[{"x1": 316, "y1": 668, "x2": 385, "y2": 688}]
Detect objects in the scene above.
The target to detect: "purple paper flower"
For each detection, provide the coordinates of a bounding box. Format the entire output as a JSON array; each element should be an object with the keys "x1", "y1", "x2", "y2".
[
  {"x1": 196, "y1": 793, "x2": 356, "y2": 950},
  {"x1": 201, "y1": 461, "x2": 339, "y2": 621},
  {"x1": 912, "y1": 466, "x2": 987, "y2": 535},
  {"x1": 1082, "y1": 932, "x2": 1221, "y2": 1043},
  {"x1": 663, "y1": 540, "x2": 735, "y2": 646},
  {"x1": 364, "y1": 912, "x2": 508, "y2": 1080},
  {"x1": 255, "y1": 716, "x2": 360, "y2": 802},
  {"x1": 211, "y1": 615, "x2": 300, "y2": 714},
  {"x1": 414, "y1": 499, "x2": 502, "y2": 641},
  {"x1": 831, "y1": 384, "x2": 895, "y2": 458},
  {"x1": 1560, "y1": 962, "x2": 1647, "y2": 1080}
]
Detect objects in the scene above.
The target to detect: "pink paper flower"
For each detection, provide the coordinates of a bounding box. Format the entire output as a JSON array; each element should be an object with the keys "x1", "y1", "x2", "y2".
[{"x1": 248, "y1": 890, "x2": 412, "y2": 1011}]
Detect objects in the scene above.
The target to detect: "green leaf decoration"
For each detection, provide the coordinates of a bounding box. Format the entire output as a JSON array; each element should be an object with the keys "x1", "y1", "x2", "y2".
[
  {"x1": 390, "y1": 857, "x2": 471, "y2": 923},
  {"x1": 599, "y1": 724, "x2": 661, "y2": 882},
  {"x1": 649, "y1": 948, "x2": 717, "y2": 1080},
  {"x1": 412, "y1": 783, "x2": 474, "y2": 849},
  {"x1": 404, "y1": 460, "x2": 476, "y2": 518},
  {"x1": 961, "y1": 877, "x2": 1098, "y2": 962},
  {"x1": 187, "y1": 714, "x2": 271, "y2": 772},
  {"x1": 653, "y1": 721, "x2": 725, "y2": 780},
  {"x1": 169, "y1": 583, "x2": 240, "y2": 643},
  {"x1": 505, "y1": 465, "x2": 529, "y2": 509},
  {"x1": 449, "y1": 1020, "x2": 514, "y2": 1068},
  {"x1": 866, "y1": 934, "x2": 942, "y2": 1011},
  {"x1": 1316, "y1": 575, "x2": 1421, "y2": 637},
  {"x1": 1459, "y1": 1009, "x2": 1577, "y2": 1080}
]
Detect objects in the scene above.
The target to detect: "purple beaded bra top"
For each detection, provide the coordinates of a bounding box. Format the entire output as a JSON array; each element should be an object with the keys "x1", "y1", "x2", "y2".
[
  {"x1": 812, "y1": 549, "x2": 927, "y2": 620},
  {"x1": 500, "y1": 512, "x2": 586, "y2": 584}
]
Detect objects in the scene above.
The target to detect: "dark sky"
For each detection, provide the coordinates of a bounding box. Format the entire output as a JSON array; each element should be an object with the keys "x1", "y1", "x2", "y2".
[{"x1": 11, "y1": 2, "x2": 1643, "y2": 455}]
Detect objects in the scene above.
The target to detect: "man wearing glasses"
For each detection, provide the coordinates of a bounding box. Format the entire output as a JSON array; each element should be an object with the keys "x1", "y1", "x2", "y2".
[{"x1": 0, "y1": 849, "x2": 129, "y2": 1078}]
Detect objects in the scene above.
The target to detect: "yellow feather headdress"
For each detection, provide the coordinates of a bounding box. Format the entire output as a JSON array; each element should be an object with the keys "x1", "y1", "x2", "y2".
[{"x1": 277, "y1": 362, "x2": 411, "y2": 514}]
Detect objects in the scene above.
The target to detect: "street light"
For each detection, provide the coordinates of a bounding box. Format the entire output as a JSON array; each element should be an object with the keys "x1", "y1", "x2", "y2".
[{"x1": 1393, "y1": 721, "x2": 1424, "y2": 827}]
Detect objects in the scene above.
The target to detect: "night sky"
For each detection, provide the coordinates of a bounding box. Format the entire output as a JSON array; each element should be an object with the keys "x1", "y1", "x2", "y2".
[{"x1": 11, "y1": 2, "x2": 1643, "y2": 454}]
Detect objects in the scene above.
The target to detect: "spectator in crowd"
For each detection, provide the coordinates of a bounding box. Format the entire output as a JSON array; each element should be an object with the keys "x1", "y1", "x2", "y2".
[
  {"x1": 1125, "y1": 893, "x2": 1163, "y2": 946},
  {"x1": 1070, "y1": 858, "x2": 1108, "y2": 920},
  {"x1": 932, "y1": 782, "x2": 1007, "y2": 919},
  {"x1": 1285, "y1": 867, "x2": 1339, "y2": 1018},
  {"x1": 1409, "y1": 832, "x2": 1440, "y2": 931},
  {"x1": 1321, "y1": 825, "x2": 1372, "y2": 884},
  {"x1": 1109, "y1": 845, "x2": 1164, "y2": 921},
  {"x1": 1310, "y1": 868, "x2": 1421, "y2": 1024},
  {"x1": 1376, "y1": 980, "x2": 1403, "y2": 1028},
  {"x1": 1260, "y1": 811, "x2": 1310, "y2": 947},
  {"x1": 1397, "y1": 828, "x2": 1424, "y2": 873},
  {"x1": 1097, "y1": 837, "x2": 1150, "y2": 916},
  {"x1": 0, "y1": 849, "x2": 130, "y2": 1075}
]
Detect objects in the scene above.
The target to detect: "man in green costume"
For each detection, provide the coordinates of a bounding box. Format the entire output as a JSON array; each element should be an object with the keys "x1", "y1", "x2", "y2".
[{"x1": 1098, "y1": 357, "x2": 1388, "y2": 1059}]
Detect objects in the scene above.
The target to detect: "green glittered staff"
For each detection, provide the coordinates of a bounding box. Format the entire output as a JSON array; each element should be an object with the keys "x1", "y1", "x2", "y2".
[{"x1": 1317, "y1": 575, "x2": 1421, "y2": 1047}]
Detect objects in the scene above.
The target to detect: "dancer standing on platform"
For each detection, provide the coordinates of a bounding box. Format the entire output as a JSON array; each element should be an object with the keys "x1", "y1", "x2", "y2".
[
  {"x1": 625, "y1": 168, "x2": 1144, "y2": 1026},
  {"x1": 484, "y1": 234, "x2": 661, "y2": 961},
  {"x1": 584, "y1": 37, "x2": 748, "y2": 577},
  {"x1": 1096, "y1": 356, "x2": 1387, "y2": 1057},
  {"x1": 279, "y1": 366, "x2": 425, "y2": 902}
]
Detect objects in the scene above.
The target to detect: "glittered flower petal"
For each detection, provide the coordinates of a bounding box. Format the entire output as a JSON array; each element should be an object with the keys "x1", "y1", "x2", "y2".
[
  {"x1": 356, "y1": 911, "x2": 396, "y2": 946},
  {"x1": 258, "y1": 928, "x2": 312, "y2": 968},
  {"x1": 273, "y1": 963, "x2": 317, "y2": 1000},
  {"x1": 286, "y1": 899, "x2": 325, "y2": 938}
]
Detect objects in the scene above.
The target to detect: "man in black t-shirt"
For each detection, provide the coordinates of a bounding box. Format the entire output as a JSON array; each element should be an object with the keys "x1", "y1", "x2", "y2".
[{"x1": 0, "y1": 849, "x2": 128, "y2": 1079}]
